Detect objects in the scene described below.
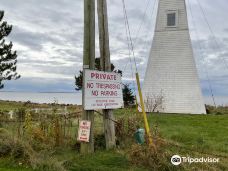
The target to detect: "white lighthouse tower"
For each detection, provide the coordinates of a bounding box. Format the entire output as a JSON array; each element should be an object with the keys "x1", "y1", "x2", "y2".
[{"x1": 142, "y1": 0, "x2": 206, "y2": 114}]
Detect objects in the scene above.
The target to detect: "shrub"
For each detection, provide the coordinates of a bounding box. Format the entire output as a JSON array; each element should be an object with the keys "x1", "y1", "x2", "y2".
[
  {"x1": 115, "y1": 114, "x2": 143, "y2": 148},
  {"x1": 16, "y1": 108, "x2": 26, "y2": 122},
  {"x1": 0, "y1": 128, "x2": 66, "y2": 170},
  {"x1": 215, "y1": 112, "x2": 223, "y2": 115},
  {"x1": 0, "y1": 110, "x2": 9, "y2": 120},
  {"x1": 72, "y1": 142, "x2": 80, "y2": 152},
  {"x1": 0, "y1": 143, "x2": 11, "y2": 157},
  {"x1": 128, "y1": 143, "x2": 178, "y2": 171},
  {"x1": 0, "y1": 128, "x2": 12, "y2": 157},
  {"x1": 94, "y1": 133, "x2": 106, "y2": 151}
]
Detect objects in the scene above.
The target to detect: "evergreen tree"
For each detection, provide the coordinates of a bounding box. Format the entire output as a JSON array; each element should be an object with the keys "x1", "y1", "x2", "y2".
[
  {"x1": 122, "y1": 84, "x2": 135, "y2": 106},
  {"x1": 75, "y1": 70, "x2": 83, "y2": 91},
  {"x1": 0, "y1": 11, "x2": 20, "y2": 89}
]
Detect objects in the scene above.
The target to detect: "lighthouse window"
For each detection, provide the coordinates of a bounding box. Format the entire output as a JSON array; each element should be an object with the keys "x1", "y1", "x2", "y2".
[{"x1": 167, "y1": 13, "x2": 176, "y2": 26}]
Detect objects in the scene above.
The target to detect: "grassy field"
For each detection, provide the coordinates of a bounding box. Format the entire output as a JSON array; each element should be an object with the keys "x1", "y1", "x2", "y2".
[
  {"x1": 0, "y1": 100, "x2": 81, "y2": 113},
  {"x1": 114, "y1": 108, "x2": 228, "y2": 170},
  {"x1": 0, "y1": 101, "x2": 228, "y2": 170},
  {"x1": 151, "y1": 113, "x2": 228, "y2": 154},
  {"x1": 150, "y1": 113, "x2": 228, "y2": 170}
]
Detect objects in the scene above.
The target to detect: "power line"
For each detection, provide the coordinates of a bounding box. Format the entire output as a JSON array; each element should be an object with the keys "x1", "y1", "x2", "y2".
[
  {"x1": 122, "y1": 4, "x2": 136, "y2": 93},
  {"x1": 187, "y1": 0, "x2": 216, "y2": 107},
  {"x1": 134, "y1": 0, "x2": 152, "y2": 46},
  {"x1": 123, "y1": 0, "x2": 157, "y2": 75},
  {"x1": 121, "y1": 0, "x2": 138, "y2": 73},
  {"x1": 196, "y1": 0, "x2": 228, "y2": 70},
  {"x1": 122, "y1": 3, "x2": 132, "y2": 74},
  {"x1": 121, "y1": 0, "x2": 154, "y2": 97},
  {"x1": 137, "y1": 0, "x2": 157, "y2": 77}
]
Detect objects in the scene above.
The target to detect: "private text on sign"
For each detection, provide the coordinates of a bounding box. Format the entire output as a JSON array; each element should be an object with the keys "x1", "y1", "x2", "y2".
[{"x1": 84, "y1": 70, "x2": 124, "y2": 110}]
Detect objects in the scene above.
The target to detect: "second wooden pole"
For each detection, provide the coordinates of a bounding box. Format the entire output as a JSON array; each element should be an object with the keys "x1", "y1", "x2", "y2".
[{"x1": 97, "y1": 0, "x2": 116, "y2": 149}]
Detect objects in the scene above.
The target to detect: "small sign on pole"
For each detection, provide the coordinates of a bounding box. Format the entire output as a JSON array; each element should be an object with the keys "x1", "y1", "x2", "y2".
[
  {"x1": 77, "y1": 120, "x2": 91, "y2": 142},
  {"x1": 84, "y1": 70, "x2": 124, "y2": 110}
]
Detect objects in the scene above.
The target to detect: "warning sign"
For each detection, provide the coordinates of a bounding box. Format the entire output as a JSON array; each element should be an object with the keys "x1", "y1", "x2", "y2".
[
  {"x1": 84, "y1": 70, "x2": 124, "y2": 110},
  {"x1": 77, "y1": 120, "x2": 91, "y2": 142}
]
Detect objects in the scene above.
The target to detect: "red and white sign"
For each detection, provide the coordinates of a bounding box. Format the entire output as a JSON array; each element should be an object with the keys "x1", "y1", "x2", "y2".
[
  {"x1": 77, "y1": 120, "x2": 91, "y2": 142},
  {"x1": 84, "y1": 70, "x2": 124, "y2": 110}
]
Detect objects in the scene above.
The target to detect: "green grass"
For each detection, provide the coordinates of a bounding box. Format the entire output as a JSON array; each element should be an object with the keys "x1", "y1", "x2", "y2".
[
  {"x1": 0, "y1": 100, "x2": 24, "y2": 111},
  {"x1": 0, "y1": 158, "x2": 33, "y2": 171},
  {"x1": 150, "y1": 113, "x2": 228, "y2": 154},
  {"x1": 0, "y1": 100, "x2": 80, "y2": 113},
  {"x1": 114, "y1": 108, "x2": 228, "y2": 155},
  {"x1": 1, "y1": 102, "x2": 228, "y2": 170},
  {"x1": 0, "y1": 150, "x2": 146, "y2": 171},
  {"x1": 52, "y1": 148, "x2": 146, "y2": 171},
  {"x1": 114, "y1": 108, "x2": 228, "y2": 170}
]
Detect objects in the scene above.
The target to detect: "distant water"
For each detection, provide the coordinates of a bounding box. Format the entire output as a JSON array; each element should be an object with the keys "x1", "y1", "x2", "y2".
[
  {"x1": 0, "y1": 92, "x2": 82, "y2": 105},
  {"x1": 0, "y1": 91, "x2": 228, "y2": 106}
]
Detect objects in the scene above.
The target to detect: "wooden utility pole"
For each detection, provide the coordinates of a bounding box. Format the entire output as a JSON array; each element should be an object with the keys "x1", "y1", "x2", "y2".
[
  {"x1": 97, "y1": 0, "x2": 116, "y2": 149},
  {"x1": 81, "y1": 0, "x2": 95, "y2": 154}
]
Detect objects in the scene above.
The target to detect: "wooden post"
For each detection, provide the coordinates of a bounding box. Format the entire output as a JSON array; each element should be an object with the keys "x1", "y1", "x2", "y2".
[
  {"x1": 97, "y1": 0, "x2": 116, "y2": 149},
  {"x1": 80, "y1": 0, "x2": 95, "y2": 154}
]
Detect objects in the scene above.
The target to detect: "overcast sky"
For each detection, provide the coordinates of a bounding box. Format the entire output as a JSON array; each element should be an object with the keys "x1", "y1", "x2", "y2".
[{"x1": 0, "y1": 0, "x2": 228, "y2": 101}]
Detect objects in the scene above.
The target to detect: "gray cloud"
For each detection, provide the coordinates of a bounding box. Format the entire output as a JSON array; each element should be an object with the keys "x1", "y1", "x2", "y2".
[
  {"x1": 0, "y1": 0, "x2": 227, "y2": 100},
  {"x1": 11, "y1": 26, "x2": 50, "y2": 51}
]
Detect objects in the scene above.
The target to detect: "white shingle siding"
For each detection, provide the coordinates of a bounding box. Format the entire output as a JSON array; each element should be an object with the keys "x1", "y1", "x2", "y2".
[{"x1": 142, "y1": 0, "x2": 206, "y2": 114}]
